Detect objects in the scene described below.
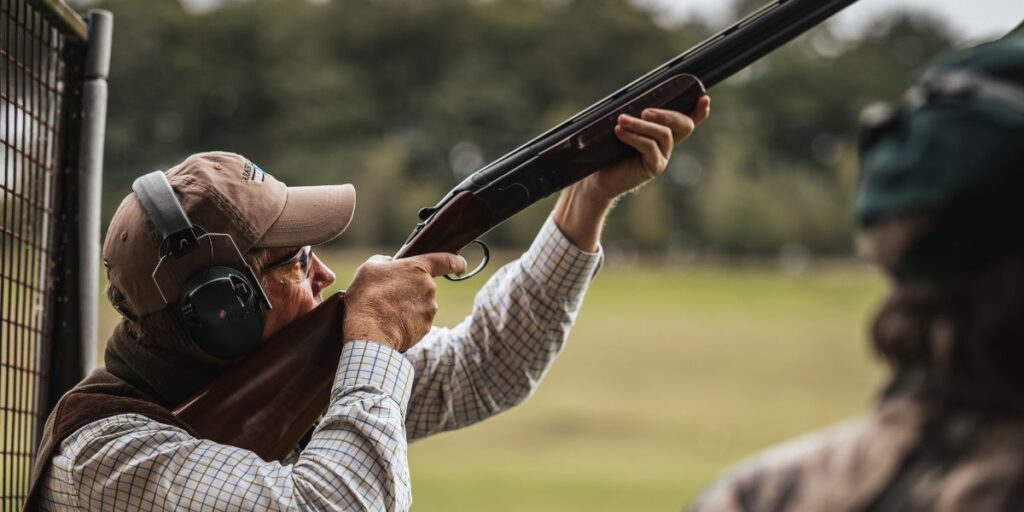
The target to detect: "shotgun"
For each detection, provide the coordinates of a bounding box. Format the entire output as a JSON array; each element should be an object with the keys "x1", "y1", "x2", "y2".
[
  {"x1": 174, "y1": 0, "x2": 862, "y2": 459},
  {"x1": 395, "y1": 0, "x2": 862, "y2": 268}
]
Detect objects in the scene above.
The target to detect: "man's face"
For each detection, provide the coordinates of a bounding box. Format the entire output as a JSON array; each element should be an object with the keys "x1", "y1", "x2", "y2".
[{"x1": 258, "y1": 246, "x2": 336, "y2": 340}]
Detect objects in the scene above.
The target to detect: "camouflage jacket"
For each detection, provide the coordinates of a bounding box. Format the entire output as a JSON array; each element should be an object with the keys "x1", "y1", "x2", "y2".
[{"x1": 690, "y1": 396, "x2": 1024, "y2": 512}]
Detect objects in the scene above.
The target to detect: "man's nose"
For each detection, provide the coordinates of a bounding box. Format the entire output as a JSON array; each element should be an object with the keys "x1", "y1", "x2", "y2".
[{"x1": 310, "y1": 254, "x2": 335, "y2": 293}]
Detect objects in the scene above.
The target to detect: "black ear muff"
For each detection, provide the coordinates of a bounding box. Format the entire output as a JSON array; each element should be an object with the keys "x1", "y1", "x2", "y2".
[
  {"x1": 179, "y1": 266, "x2": 265, "y2": 359},
  {"x1": 133, "y1": 171, "x2": 271, "y2": 360}
]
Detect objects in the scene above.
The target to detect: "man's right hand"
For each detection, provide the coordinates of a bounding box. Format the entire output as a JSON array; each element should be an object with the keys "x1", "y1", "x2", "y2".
[{"x1": 343, "y1": 253, "x2": 467, "y2": 352}]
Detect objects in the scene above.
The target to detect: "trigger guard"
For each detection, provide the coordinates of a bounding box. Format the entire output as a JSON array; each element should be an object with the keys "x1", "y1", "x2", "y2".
[{"x1": 445, "y1": 240, "x2": 490, "y2": 282}]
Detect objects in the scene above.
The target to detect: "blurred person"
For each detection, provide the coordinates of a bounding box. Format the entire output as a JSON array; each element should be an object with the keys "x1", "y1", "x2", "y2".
[
  {"x1": 25, "y1": 94, "x2": 711, "y2": 510},
  {"x1": 691, "y1": 38, "x2": 1024, "y2": 511}
]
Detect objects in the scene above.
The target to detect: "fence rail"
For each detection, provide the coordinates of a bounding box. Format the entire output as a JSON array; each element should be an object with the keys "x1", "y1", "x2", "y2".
[{"x1": 0, "y1": 0, "x2": 89, "y2": 509}]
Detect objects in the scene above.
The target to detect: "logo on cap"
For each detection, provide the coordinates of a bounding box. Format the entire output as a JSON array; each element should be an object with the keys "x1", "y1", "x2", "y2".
[{"x1": 241, "y1": 160, "x2": 269, "y2": 183}]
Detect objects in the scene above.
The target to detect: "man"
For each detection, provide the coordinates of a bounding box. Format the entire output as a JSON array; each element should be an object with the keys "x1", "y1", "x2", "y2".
[
  {"x1": 27, "y1": 94, "x2": 712, "y2": 510},
  {"x1": 691, "y1": 38, "x2": 1024, "y2": 511}
]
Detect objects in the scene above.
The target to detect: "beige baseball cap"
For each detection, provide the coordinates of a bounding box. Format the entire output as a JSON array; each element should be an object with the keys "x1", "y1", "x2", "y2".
[{"x1": 103, "y1": 151, "x2": 355, "y2": 316}]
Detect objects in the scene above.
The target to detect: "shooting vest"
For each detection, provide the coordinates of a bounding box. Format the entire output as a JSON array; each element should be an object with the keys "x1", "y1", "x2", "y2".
[
  {"x1": 22, "y1": 319, "x2": 225, "y2": 511},
  {"x1": 21, "y1": 383, "x2": 195, "y2": 511}
]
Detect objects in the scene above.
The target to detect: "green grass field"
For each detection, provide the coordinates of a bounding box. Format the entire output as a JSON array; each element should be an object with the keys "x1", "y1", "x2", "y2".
[{"x1": 92, "y1": 254, "x2": 886, "y2": 511}]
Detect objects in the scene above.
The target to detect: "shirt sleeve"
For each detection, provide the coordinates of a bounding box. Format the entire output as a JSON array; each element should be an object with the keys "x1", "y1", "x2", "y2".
[
  {"x1": 41, "y1": 341, "x2": 415, "y2": 512},
  {"x1": 404, "y1": 215, "x2": 603, "y2": 440}
]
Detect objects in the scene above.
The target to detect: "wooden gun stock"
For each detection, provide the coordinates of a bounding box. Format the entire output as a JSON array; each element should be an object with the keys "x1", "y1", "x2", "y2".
[{"x1": 173, "y1": 292, "x2": 346, "y2": 461}]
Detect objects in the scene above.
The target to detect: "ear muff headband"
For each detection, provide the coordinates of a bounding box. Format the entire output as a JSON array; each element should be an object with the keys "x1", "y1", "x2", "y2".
[
  {"x1": 131, "y1": 171, "x2": 271, "y2": 358},
  {"x1": 132, "y1": 171, "x2": 201, "y2": 259}
]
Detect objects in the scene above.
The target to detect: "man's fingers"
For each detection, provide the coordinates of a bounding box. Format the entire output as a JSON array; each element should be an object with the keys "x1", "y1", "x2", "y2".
[
  {"x1": 615, "y1": 125, "x2": 666, "y2": 174},
  {"x1": 618, "y1": 113, "x2": 673, "y2": 157},
  {"x1": 640, "y1": 108, "x2": 696, "y2": 146},
  {"x1": 692, "y1": 96, "x2": 712, "y2": 126},
  {"x1": 408, "y1": 252, "x2": 469, "y2": 278}
]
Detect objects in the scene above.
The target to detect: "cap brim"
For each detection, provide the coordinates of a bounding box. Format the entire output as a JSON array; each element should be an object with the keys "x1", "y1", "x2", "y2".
[{"x1": 256, "y1": 184, "x2": 356, "y2": 247}]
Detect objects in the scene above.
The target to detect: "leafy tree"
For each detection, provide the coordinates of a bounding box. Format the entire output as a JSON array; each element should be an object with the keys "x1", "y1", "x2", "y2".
[{"x1": 79, "y1": 0, "x2": 956, "y2": 254}]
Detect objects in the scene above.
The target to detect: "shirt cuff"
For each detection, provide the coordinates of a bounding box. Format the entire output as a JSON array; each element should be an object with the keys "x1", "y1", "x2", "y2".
[
  {"x1": 520, "y1": 215, "x2": 604, "y2": 299},
  {"x1": 334, "y1": 340, "x2": 415, "y2": 412}
]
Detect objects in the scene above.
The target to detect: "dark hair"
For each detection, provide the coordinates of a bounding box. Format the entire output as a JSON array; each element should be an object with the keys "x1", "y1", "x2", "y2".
[{"x1": 868, "y1": 221, "x2": 1024, "y2": 413}]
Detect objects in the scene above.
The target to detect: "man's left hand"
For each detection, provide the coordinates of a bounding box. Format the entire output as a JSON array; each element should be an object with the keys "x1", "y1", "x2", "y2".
[
  {"x1": 552, "y1": 96, "x2": 711, "y2": 252},
  {"x1": 576, "y1": 95, "x2": 711, "y2": 205}
]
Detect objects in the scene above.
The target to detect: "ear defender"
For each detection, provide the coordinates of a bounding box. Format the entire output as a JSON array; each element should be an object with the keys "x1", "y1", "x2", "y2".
[
  {"x1": 178, "y1": 266, "x2": 265, "y2": 359},
  {"x1": 132, "y1": 171, "x2": 271, "y2": 360}
]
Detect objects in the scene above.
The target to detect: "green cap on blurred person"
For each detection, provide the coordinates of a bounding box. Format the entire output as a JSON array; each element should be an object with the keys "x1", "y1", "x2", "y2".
[{"x1": 855, "y1": 37, "x2": 1024, "y2": 282}]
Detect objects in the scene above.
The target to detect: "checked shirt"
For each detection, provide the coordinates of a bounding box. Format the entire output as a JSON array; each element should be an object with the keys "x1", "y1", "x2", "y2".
[{"x1": 37, "y1": 216, "x2": 602, "y2": 511}]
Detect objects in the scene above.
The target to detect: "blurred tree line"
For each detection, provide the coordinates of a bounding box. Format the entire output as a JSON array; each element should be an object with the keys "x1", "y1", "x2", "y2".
[{"x1": 78, "y1": 0, "x2": 955, "y2": 257}]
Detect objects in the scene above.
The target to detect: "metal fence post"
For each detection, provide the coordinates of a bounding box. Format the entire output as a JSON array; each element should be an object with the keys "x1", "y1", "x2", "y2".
[{"x1": 77, "y1": 10, "x2": 111, "y2": 375}]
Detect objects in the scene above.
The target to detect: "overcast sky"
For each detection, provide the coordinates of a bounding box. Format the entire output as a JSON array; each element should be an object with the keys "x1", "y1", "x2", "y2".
[
  {"x1": 635, "y1": 0, "x2": 1022, "y2": 43},
  {"x1": 175, "y1": 0, "x2": 1022, "y2": 43}
]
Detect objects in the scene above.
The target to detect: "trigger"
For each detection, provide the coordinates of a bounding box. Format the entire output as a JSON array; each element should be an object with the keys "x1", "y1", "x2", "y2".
[{"x1": 445, "y1": 240, "x2": 490, "y2": 282}]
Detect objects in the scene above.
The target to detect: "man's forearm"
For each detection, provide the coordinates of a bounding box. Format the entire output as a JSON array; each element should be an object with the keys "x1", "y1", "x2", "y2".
[
  {"x1": 552, "y1": 183, "x2": 613, "y2": 252},
  {"x1": 402, "y1": 216, "x2": 602, "y2": 440}
]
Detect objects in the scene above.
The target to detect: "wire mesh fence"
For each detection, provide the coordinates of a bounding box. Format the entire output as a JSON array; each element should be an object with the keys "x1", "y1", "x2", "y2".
[{"x1": 0, "y1": 0, "x2": 86, "y2": 509}]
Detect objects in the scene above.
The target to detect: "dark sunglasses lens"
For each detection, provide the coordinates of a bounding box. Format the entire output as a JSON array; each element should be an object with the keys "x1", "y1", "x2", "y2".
[
  {"x1": 267, "y1": 246, "x2": 313, "y2": 283},
  {"x1": 300, "y1": 247, "x2": 312, "y2": 277}
]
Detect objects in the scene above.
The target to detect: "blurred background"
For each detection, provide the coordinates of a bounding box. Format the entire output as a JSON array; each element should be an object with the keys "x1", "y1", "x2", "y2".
[{"x1": 65, "y1": 0, "x2": 1022, "y2": 509}]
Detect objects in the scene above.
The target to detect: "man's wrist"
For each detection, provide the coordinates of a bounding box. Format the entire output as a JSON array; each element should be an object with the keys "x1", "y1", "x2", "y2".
[
  {"x1": 345, "y1": 336, "x2": 403, "y2": 352},
  {"x1": 574, "y1": 178, "x2": 618, "y2": 210},
  {"x1": 553, "y1": 183, "x2": 613, "y2": 252},
  {"x1": 343, "y1": 320, "x2": 403, "y2": 352}
]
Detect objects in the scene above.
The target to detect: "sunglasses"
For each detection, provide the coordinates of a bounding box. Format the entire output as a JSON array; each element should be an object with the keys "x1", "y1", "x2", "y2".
[{"x1": 262, "y1": 245, "x2": 314, "y2": 284}]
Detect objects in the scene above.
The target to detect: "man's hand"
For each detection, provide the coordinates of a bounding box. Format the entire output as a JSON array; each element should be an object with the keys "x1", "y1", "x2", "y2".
[
  {"x1": 343, "y1": 253, "x2": 467, "y2": 352},
  {"x1": 552, "y1": 96, "x2": 711, "y2": 251},
  {"x1": 581, "y1": 96, "x2": 712, "y2": 204}
]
